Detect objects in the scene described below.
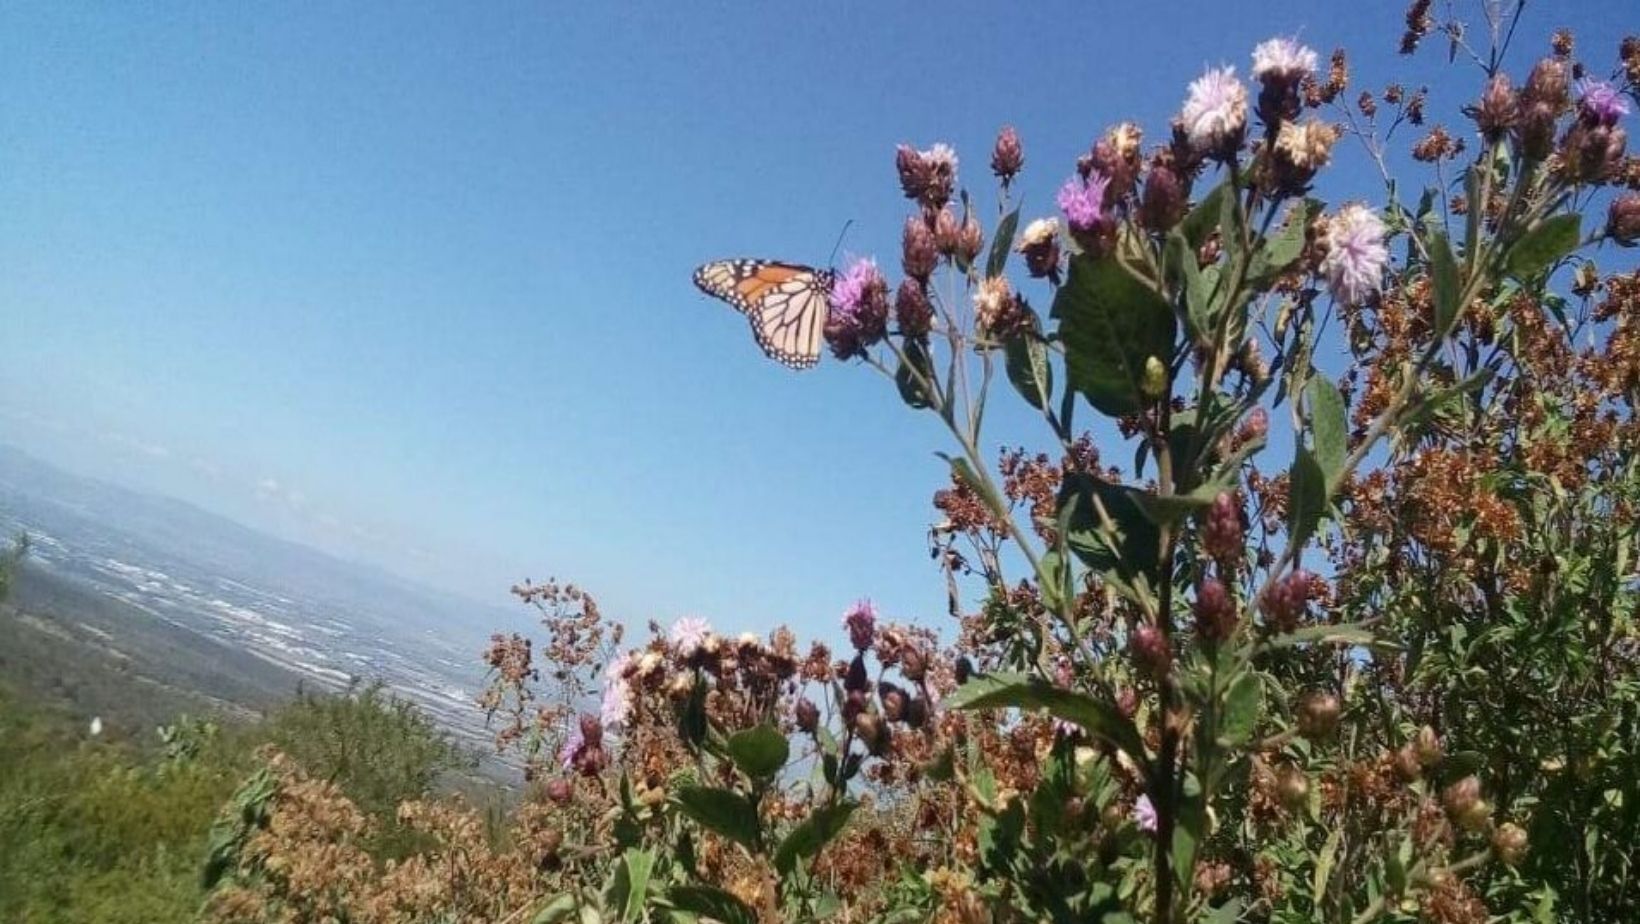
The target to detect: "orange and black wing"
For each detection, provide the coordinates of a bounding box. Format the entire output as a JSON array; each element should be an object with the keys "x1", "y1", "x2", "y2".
[{"x1": 693, "y1": 259, "x2": 833, "y2": 369}]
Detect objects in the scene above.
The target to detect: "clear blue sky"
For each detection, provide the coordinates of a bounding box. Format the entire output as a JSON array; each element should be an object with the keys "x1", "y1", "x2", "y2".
[{"x1": 2, "y1": 2, "x2": 1631, "y2": 639}]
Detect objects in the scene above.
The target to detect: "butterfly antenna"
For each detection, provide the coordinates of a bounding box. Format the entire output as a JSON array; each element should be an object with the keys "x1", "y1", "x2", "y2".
[{"x1": 827, "y1": 220, "x2": 854, "y2": 269}]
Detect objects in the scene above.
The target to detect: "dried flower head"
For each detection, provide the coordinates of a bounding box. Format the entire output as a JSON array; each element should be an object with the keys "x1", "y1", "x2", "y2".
[{"x1": 1016, "y1": 217, "x2": 1063, "y2": 280}]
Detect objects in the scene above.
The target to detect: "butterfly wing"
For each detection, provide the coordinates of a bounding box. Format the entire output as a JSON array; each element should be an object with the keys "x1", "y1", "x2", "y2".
[{"x1": 693, "y1": 260, "x2": 831, "y2": 369}]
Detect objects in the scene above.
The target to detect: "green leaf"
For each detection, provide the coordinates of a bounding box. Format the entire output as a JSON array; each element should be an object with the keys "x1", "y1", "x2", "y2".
[
  {"x1": 1052, "y1": 253, "x2": 1177, "y2": 417},
  {"x1": 1429, "y1": 230, "x2": 1461, "y2": 338},
  {"x1": 1313, "y1": 829, "x2": 1342, "y2": 905},
  {"x1": 1248, "y1": 199, "x2": 1316, "y2": 286},
  {"x1": 1306, "y1": 375, "x2": 1347, "y2": 482},
  {"x1": 1287, "y1": 447, "x2": 1327, "y2": 550},
  {"x1": 1059, "y1": 474, "x2": 1160, "y2": 581},
  {"x1": 1130, "y1": 483, "x2": 1222, "y2": 528},
  {"x1": 726, "y1": 725, "x2": 789, "y2": 781},
  {"x1": 1166, "y1": 231, "x2": 1212, "y2": 341},
  {"x1": 773, "y1": 800, "x2": 857, "y2": 876},
  {"x1": 1004, "y1": 333, "x2": 1053, "y2": 411},
  {"x1": 943, "y1": 672, "x2": 1147, "y2": 767},
  {"x1": 987, "y1": 206, "x2": 1021, "y2": 279},
  {"x1": 1220, "y1": 672, "x2": 1263, "y2": 746},
  {"x1": 1259, "y1": 622, "x2": 1377, "y2": 651},
  {"x1": 666, "y1": 885, "x2": 758, "y2": 924},
  {"x1": 674, "y1": 786, "x2": 762, "y2": 851},
  {"x1": 895, "y1": 338, "x2": 936, "y2": 410},
  {"x1": 1505, "y1": 213, "x2": 1581, "y2": 279},
  {"x1": 617, "y1": 849, "x2": 654, "y2": 922},
  {"x1": 1181, "y1": 180, "x2": 1231, "y2": 249},
  {"x1": 531, "y1": 894, "x2": 578, "y2": 924}
]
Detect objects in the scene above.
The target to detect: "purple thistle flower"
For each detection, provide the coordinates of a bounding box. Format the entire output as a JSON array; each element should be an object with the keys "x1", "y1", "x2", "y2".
[
  {"x1": 825, "y1": 258, "x2": 890, "y2": 360},
  {"x1": 1578, "y1": 78, "x2": 1630, "y2": 128},
  {"x1": 1056, "y1": 173, "x2": 1110, "y2": 234},
  {"x1": 843, "y1": 598, "x2": 878, "y2": 651},
  {"x1": 1134, "y1": 794, "x2": 1158, "y2": 833}
]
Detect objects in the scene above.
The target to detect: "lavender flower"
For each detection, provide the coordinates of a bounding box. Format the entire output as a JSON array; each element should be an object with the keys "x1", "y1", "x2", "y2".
[
  {"x1": 1577, "y1": 78, "x2": 1630, "y2": 128},
  {"x1": 1056, "y1": 173, "x2": 1111, "y2": 238},
  {"x1": 669, "y1": 616, "x2": 712, "y2": 658},
  {"x1": 1134, "y1": 794, "x2": 1158, "y2": 833},
  {"x1": 843, "y1": 598, "x2": 877, "y2": 651},
  {"x1": 1320, "y1": 204, "x2": 1388, "y2": 306},
  {"x1": 559, "y1": 723, "x2": 586, "y2": 771},
  {"x1": 825, "y1": 258, "x2": 890, "y2": 360},
  {"x1": 1181, "y1": 66, "x2": 1248, "y2": 154},
  {"x1": 600, "y1": 652, "x2": 634, "y2": 729},
  {"x1": 1251, "y1": 37, "x2": 1318, "y2": 85}
]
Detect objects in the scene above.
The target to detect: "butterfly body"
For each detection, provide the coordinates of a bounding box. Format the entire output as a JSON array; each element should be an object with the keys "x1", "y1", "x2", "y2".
[{"x1": 693, "y1": 259, "x2": 833, "y2": 369}]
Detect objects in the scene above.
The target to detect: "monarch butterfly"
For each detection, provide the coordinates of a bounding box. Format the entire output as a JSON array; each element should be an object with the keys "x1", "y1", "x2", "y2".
[{"x1": 692, "y1": 259, "x2": 834, "y2": 370}]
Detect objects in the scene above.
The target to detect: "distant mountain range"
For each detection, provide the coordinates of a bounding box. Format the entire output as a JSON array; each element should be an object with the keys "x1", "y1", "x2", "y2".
[{"x1": 0, "y1": 444, "x2": 535, "y2": 748}]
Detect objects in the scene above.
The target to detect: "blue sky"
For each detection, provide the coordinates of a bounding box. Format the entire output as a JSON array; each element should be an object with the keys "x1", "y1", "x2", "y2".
[{"x1": 2, "y1": 2, "x2": 1632, "y2": 640}]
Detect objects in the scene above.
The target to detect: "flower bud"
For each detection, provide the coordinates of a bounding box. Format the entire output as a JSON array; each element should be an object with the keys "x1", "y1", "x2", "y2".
[
  {"x1": 1394, "y1": 744, "x2": 1422, "y2": 781},
  {"x1": 1140, "y1": 355, "x2": 1169, "y2": 400},
  {"x1": 1139, "y1": 160, "x2": 1187, "y2": 232},
  {"x1": 879, "y1": 683, "x2": 908, "y2": 723},
  {"x1": 794, "y1": 696, "x2": 820, "y2": 734},
  {"x1": 546, "y1": 777, "x2": 573, "y2": 804},
  {"x1": 1296, "y1": 691, "x2": 1340, "y2": 739},
  {"x1": 841, "y1": 688, "x2": 867, "y2": 723},
  {"x1": 895, "y1": 279, "x2": 934, "y2": 339},
  {"x1": 578, "y1": 713, "x2": 603, "y2": 749},
  {"x1": 1116, "y1": 686, "x2": 1139, "y2": 719},
  {"x1": 844, "y1": 654, "x2": 869, "y2": 692},
  {"x1": 1201, "y1": 492, "x2": 1243, "y2": 562},
  {"x1": 1261, "y1": 569, "x2": 1311, "y2": 632},
  {"x1": 1524, "y1": 58, "x2": 1571, "y2": 111},
  {"x1": 1609, "y1": 192, "x2": 1640, "y2": 245},
  {"x1": 1473, "y1": 74, "x2": 1517, "y2": 140},
  {"x1": 1276, "y1": 765, "x2": 1310, "y2": 810},
  {"x1": 905, "y1": 696, "x2": 929, "y2": 729},
  {"x1": 1442, "y1": 775, "x2": 1482, "y2": 818},
  {"x1": 957, "y1": 213, "x2": 984, "y2": 267},
  {"x1": 934, "y1": 206, "x2": 961, "y2": 257},
  {"x1": 955, "y1": 656, "x2": 975, "y2": 684},
  {"x1": 1457, "y1": 798, "x2": 1493, "y2": 833},
  {"x1": 1194, "y1": 577, "x2": 1237, "y2": 643},
  {"x1": 843, "y1": 599, "x2": 877, "y2": 651},
  {"x1": 991, "y1": 125, "x2": 1024, "y2": 184},
  {"x1": 855, "y1": 711, "x2": 889, "y2": 755},
  {"x1": 1237, "y1": 407, "x2": 1270, "y2": 445},
  {"x1": 1515, "y1": 100, "x2": 1559, "y2": 161},
  {"x1": 1492, "y1": 822, "x2": 1528, "y2": 865},
  {"x1": 902, "y1": 214, "x2": 937, "y2": 281},
  {"x1": 1130, "y1": 624, "x2": 1172, "y2": 678},
  {"x1": 1415, "y1": 725, "x2": 1443, "y2": 767}
]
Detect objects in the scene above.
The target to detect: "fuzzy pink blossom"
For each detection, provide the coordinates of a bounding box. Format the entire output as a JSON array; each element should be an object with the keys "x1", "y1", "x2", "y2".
[
  {"x1": 1251, "y1": 37, "x2": 1318, "y2": 84},
  {"x1": 1320, "y1": 204, "x2": 1389, "y2": 306},
  {"x1": 669, "y1": 616, "x2": 712, "y2": 658},
  {"x1": 1181, "y1": 66, "x2": 1248, "y2": 152},
  {"x1": 600, "y1": 652, "x2": 634, "y2": 729},
  {"x1": 1135, "y1": 794, "x2": 1158, "y2": 832}
]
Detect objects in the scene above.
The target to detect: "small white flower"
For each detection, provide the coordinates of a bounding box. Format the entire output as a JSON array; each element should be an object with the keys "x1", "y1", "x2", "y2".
[
  {"x1": 601, "y1": 652, "x2": 635, "y2": 728},
  {"x1": 89, "y1": 716, "x2": 103, "y2": 737},
  {"x1": 925, "y1": 143, "x2": 958, "y2": 175},
  {"x1": 1251, "y1": 37, "x2": 1319, "y2": 82},
  {"x1": 737, "y1": 631, "x2": 761, "y2": 649},
  {"x1": 1181, "y1": 66, "x2": 1249, "y2": 153},
  {"x1": 1320, "y1": 204, "x2": 1390, "y2": 306}
]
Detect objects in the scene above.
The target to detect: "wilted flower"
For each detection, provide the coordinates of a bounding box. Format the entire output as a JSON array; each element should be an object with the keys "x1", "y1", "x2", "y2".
[
  {"x1": 991, "y1": 125, "x2": 1024, "y2": 183},
  {"x1": 1016, "y1": 217, "x2": 1062, "y2": 281},
  {"x1": 1181, "y1": 66, "x2": 1249, "y2": 155},
  {"x1": 973, "y1": 276, "x2": 1026, "y2": 336},
  {"x1": 843, "y1": 598, "x2": 877, "y2": 651},
  {"x1": 1296, "y1": 690, "x2": 1341, "y2": 739},
  {"x1": 1274, "y1": 119, "x2": 1340, "y2": 171},
  {"x1": 669, "y1": 616, "x2": 712, "y2": 658},
  {"x1": 1493, "y1": 823, "x2": 1529, "y2": 866},
  {"x1": 1134, "y1": 794, "x2": 1158, "y2": 833},
  {"x1": 1320, "y1": 204, "x2": 1389, "y2": 306},
  {"x1": 825, "y1": 258, "x2": 891, "y2": 360}
]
